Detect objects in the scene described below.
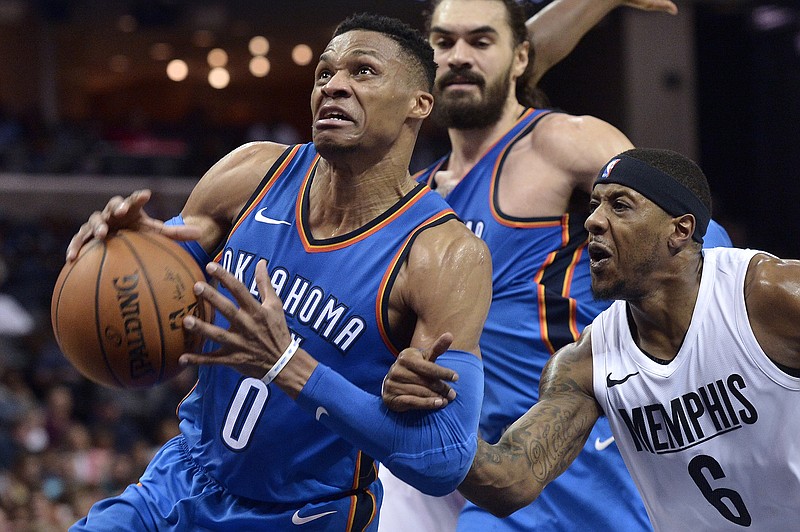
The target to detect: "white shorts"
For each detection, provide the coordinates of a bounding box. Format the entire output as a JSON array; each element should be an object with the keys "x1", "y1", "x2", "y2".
[{"x1": 377, "y1": 465, "x2": 465, "y2": 532}]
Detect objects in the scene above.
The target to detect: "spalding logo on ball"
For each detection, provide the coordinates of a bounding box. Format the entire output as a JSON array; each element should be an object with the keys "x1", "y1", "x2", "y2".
[{"x1": 51, "y1": 230, "x2": 210, "y2": 389}]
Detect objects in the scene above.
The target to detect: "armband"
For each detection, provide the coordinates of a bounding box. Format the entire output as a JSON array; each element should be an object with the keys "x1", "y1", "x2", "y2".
[
  {"x1": 295, "y1": 350, "x2": 483, "y2": 496},
  {"x1": 261, "y1": 337, "x2": 302, "y2": 384}
]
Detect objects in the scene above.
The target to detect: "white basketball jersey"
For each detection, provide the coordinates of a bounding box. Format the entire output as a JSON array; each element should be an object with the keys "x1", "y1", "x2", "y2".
[{"x1": 592, "y1": 247, "x2": 800, "y2": 531}]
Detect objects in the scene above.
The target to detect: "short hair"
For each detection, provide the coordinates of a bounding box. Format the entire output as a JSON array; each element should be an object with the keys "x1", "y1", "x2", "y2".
[
  {"x1": 334, "y1": 13, "x2": 437, "y2": 91},
  {"x1": 425, "y1": 0, "x2": 543, "y2": 106},
  {"x1": 619, "y1": 148, "x2": 712, "y2": 215},
  {"x1": 425, "y1": 0, "x2": 528, "y2": 47}
]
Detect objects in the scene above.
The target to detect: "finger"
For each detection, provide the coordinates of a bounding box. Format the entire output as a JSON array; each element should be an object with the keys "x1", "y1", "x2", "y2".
[
  {"x1": 627, "y1": 0, "x2": 677, "y2": 14},
  {"x1": 179, "y1": 348, "x2": 232, "y2": 368},
  {"x1": 383, "y1": 379, "x2": 453, "y2": 401},
  {"x1": 66, "y1": 207, "x2": 122, "y2": 262},
  {"x1": 653, "y1": 1, "x2": 678, "y2": 15},
  {"x1": 183, "y1": 314, "x2": 237, "y2": 348},
  {"x1": 66, "y1": 222, "x2": 99, "y2": 262},
  {"x1": 193, "y1": 278, "x2": 243, "y2": 323},
  {"x1": 102, "y1": 195, "x2": 126, "y2": 218},
  {"x1": 425, "y1": 332, "x2": 454, "y2": 363},
  {"x1": 386, "y1": 394, "x2": 449, "y2": 413},
  {"x1": 397, "y1": 351, "x2": 458, "y2": 382},
  {"x1": 254, "y1": 259, "x2": 281, "y2": 309},
  {"x1": 182, "y1": 318, "x2": 259, "y2": 369},
  {"x1": 112, "y1": 189, "x2": 151, "y2": 218},
  {"x1": 205, "y1": 262, "x2": 262, "y2": 314}
]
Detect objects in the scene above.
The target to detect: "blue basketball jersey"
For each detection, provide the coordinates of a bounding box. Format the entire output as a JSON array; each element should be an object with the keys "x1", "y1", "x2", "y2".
[
  {"x1": 417, "y1": 108, "x2": 611, "y2": 443},
  {"x1": 416, "y1": 109, "x2": 651, "y2": 531},
  {"x1": 178, "y1": 143, "x2": 457, "y2": 513}
]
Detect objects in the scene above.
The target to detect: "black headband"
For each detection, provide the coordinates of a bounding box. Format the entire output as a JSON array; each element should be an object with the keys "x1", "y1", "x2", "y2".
[{"x1": 593, "y1": 155, "x2": 710, "y2": 243}]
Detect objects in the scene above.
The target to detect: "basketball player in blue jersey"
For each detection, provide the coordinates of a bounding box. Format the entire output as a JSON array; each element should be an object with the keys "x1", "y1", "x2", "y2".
[
  {"x1": 377, "y1": 1, "x2": 731, "y2": 531},
  {"x1": 384, "y1": 148, "x2": 800, "y2": 530},
  {"x1": 64, "y1": 14, "x2": 492, "y2": 531}
]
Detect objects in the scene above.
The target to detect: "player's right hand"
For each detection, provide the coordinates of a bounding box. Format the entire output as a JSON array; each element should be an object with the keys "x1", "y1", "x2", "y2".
[
  {"x1": 382, "y1": 332, "x2": 459, "y2": 413},
  {"x1": 66, "y1": 189, "x2": 201, "y2": 262}
]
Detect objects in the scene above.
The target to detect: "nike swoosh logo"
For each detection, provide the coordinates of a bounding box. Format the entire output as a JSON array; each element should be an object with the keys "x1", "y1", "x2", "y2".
[
  {"x1": 606, "y1": 371, "x2": 640, "y2": 388},
  {"x1": 255, "y1": 207, "x2": 291, "y2": 226},
  {"x1": 292, "y1": 509, "x2": 337, "y2": 525},
  {"x1": 315, "y1": 406, "x2": 329, "y2": 421},
  {"x1": 594, "y1": 436, "x2": 615, "y2": 451}
]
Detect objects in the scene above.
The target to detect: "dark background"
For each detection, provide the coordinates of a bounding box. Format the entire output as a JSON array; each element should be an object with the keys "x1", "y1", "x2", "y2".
[
  {"x1": 0, "y1": 1, "x2": 797, "y2": 526},
  {"x1": 0, "y1": 0, "x2": 798, "y2": 256}
]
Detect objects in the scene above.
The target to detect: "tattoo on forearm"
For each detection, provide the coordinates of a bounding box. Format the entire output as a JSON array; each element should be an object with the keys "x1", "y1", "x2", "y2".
[{"x1": 470, "y1": 356, "x2": 596, "y2": 489}]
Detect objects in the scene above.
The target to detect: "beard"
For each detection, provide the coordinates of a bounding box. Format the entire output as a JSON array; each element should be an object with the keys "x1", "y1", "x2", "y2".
[
  {"x1": 591, "y1": 278, "x2": 627, "y2": 302},
  {"x1": 432, "y1": 66, "x2": 511, "y2": 130},
  {"x1": 591, "y1": 239, "x2": 662, "y2": 301}
]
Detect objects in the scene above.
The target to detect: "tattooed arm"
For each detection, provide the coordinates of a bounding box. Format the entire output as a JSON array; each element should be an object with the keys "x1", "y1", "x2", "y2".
[{"x1": 458, "y1": 327, "x2": 601, "y2": 517}]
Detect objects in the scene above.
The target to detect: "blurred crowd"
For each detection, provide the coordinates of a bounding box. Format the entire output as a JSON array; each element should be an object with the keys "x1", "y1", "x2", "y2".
[
  {"x1": 0, "y1": 105, "x2": 272, "y2": 178},
  {"x1": 0, "y1": 216, "x2": 200, "y2": 530},
  {"x1": 0, "y1": 105, "x2": 446, "y2": 179}
]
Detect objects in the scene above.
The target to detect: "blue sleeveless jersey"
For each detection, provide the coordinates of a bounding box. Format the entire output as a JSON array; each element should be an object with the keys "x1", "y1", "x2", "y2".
[
  {"x1": 417, "y1": 109, "x2": 611, "y2": 443},
  {"x1": 417, "y1": 109, "x2": 652, "y2": 531},
  {"x1": 178, "y1": 143, "x2": 457, "y2": 509}
]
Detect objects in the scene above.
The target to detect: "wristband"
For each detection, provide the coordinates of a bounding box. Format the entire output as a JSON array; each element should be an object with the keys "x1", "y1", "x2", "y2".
[{"x1": 262, "y1": 337, "x2": 301, "y2": 384}]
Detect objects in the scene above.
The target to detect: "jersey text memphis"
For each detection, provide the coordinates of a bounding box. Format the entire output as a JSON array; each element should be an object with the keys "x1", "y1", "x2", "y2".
[{"x1": 593, "y1": 247, "x2": 800, "y2": 530}]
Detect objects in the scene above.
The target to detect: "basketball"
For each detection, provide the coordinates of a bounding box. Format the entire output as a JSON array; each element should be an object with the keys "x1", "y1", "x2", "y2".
[{"x1": 51, "y1": 230, "x2": 210, "y2": 389}]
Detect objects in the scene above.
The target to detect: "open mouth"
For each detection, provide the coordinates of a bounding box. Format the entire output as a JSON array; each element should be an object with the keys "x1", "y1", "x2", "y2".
[
  {"x1": 316, "y1": 107, "x2": 354, "y2": 127},
  {"x1": 321, "y1": 111, "x2": 351, "y2": 121},
  {"x1": 588, "y1": 243, "x2": 612, "y2": 268}
]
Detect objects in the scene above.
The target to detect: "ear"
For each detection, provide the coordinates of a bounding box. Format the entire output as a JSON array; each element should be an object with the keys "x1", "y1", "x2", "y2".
[
  {"x1": 668, "y1": 214, "x2": 696, "y2": 251},
  {"x1": 409, "y1": 90, "x2": 434, "y2": 121},
  {"x1": 512, "y1": 40, "x2": 529, "y2": 80}
]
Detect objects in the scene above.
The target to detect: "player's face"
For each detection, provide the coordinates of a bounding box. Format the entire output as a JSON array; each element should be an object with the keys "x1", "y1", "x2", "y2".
[
  {"x1": 428, "y1": 0, "x2": 526, "y2": 129},
  {"x1": 310, "y1": 30, "x2": 421, "y2": 156},
  {"x1": 586, "y1": 184, "x2": 673, "y2": 301}
]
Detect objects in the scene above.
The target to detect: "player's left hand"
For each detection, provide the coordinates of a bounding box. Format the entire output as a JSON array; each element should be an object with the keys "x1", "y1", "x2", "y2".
[{"x1": 179, "y1": 260, "x2": 293, "y2": 379}]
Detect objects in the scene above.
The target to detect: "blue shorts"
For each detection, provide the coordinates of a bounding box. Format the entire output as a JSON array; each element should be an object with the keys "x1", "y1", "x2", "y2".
[{"x1": 70, "y1": 436, "x2": 382, "y2": 531}]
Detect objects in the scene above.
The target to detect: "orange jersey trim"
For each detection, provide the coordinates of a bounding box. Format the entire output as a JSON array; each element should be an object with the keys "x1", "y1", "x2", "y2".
[
  {"x1": 375, "y1": 210, "x2": 457, "y2": 356},
  {"x1": 211, "y1": 144, "x2": 304, "y2": 262},
  {"x1": 297, "y1": 180, "x2": 436, "y2": 253},
  {"x1": 533, "y1": 215, "x2": 584, "y2": 354}
]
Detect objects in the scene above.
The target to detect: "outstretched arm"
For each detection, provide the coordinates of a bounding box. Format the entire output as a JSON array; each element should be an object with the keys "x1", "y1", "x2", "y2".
[
  {"x1": 458, "y1": 330, "x2": 600, "y2": 516},
  {"x1": 526, "y1": 0, "x2": 678, "y2": 86},
  {"x1": 65, "y1": 141, "x2": 287, "y2": 262},
  {"x1": 382, "y1": 327, "x2": 601, "y2": 514}
]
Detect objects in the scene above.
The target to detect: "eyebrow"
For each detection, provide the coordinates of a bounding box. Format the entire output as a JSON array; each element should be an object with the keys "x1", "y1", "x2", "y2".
[
  {"x1": 319, "y1": 48, "x2": 384, "y2": 64},
  {"x1": 430, "y1": 25, "x2": 499, "y2": 37},
  {"x1": 591, "y1": 187, "x2": 639, "y2": 203}
]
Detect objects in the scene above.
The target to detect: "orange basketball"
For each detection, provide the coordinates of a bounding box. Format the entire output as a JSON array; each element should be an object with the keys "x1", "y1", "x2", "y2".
[{"x1": 51, "y1": 230, "x2": 210, "y2": 389}]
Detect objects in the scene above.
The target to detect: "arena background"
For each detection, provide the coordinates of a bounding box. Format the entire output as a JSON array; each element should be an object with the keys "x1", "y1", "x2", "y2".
[{"x1": 0, "y1": 0, "x2": 797, "y2": 527}]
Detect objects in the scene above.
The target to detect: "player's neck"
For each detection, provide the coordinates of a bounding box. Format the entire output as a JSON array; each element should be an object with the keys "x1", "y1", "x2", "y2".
[
  {"x1": 447, "y1": 100, "x2": 526, "y2": 174},
  {"x1": 626, "y1": 255, "x2": 704, "y2": 361},
  {"x1": 308, "y1": 159, "x2": 416, "y2": 238}
]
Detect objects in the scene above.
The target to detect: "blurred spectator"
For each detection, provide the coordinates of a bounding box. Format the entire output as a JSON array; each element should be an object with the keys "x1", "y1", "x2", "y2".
[
  {"x1": 0, "y1": 216, "x2": 200, "y2": 528},
  {"x1": 0, "y1": 256, "x2": 34, "y2": 338},
  {"x1": 0, "y1": 106, "x2": 24, "y2": 170}
]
